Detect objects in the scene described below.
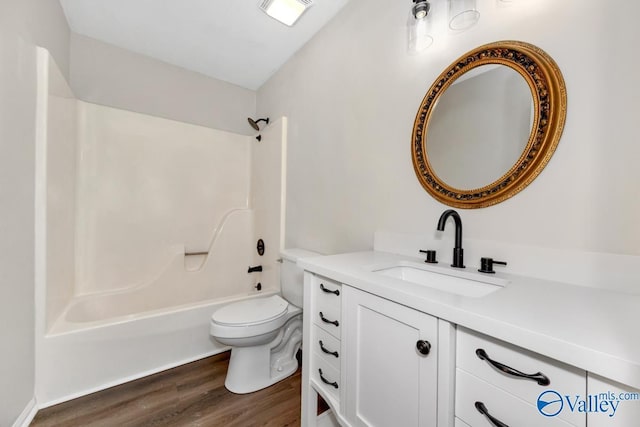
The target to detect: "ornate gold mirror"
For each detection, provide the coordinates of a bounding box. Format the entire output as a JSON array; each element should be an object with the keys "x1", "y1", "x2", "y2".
[{"x1": 412, "y1": 41, "x2": 567, "y2": 208}]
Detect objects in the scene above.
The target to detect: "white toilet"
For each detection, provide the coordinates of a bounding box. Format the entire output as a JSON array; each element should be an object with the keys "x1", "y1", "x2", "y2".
[{"x1": 210, "y1": 248, "x2": 319, "y2": 394}]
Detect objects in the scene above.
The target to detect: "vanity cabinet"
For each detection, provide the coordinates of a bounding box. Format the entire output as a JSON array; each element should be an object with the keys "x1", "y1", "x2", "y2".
[
  {"x1": 342, "y1": 286, "x2": 439, "y2": 427},
  {"x1": 301, "y1": 265, "x2": 637, "y2": 427}
]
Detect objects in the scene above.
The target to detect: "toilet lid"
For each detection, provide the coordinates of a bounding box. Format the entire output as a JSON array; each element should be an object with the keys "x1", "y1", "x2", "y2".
[{"x1": 211, "y1": 295, "x2": 288, "y2": 326}]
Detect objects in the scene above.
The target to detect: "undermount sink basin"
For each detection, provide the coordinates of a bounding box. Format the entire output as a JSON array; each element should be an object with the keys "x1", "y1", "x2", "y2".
[{"x1": 372, "y1": 261, "x2": 508, "y2": 298}]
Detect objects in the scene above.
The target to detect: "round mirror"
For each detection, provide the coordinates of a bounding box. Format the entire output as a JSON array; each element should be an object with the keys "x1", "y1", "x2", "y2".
[
  {"x1": 427, "y1": 65, "x2": 533, "y2": 189},
  {"x1": 412, "y1": 41, "x2": 567, "y2": 208}
]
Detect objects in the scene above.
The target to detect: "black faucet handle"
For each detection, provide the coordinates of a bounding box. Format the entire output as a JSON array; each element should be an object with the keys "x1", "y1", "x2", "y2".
[
  {"x1": 419, "y1": 249, "x2": 438, "y2": 263},
  {"x1": 478, "y1": 257, "x2": 507, "y2": 274}
]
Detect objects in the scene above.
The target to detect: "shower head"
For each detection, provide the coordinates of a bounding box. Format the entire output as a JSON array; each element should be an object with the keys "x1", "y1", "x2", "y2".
[{"x1": 248, "y1": 117, "x2": 270, "y2": 131}]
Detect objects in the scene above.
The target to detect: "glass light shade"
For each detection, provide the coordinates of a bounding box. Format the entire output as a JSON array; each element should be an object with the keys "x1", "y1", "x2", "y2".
[
  {"x1": 448, "y1": 0, "x2": 480, "y2": 31},
  {"x1": 408, "y1": 13, "x2": 434, "y2": 53}
]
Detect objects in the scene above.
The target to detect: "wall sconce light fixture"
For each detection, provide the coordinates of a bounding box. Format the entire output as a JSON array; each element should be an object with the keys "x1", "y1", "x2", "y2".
[
  {"x1": 413, "y1": 0, "x2": 431, "y2": 19},
  {"x1": 408, "y1": 0, "x2": 434, "y2": 53},
  {"x1": 408, "y1": 0, "x2": 480, "y2": 53}
]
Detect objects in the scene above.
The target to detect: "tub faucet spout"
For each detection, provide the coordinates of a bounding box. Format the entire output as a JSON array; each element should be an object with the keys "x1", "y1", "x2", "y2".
[
  {"x1": 437, "y1": 209, "x2": 465, "y2": 269},
  {"x1": 248, "y1": 265, "x2": 263, "y2": 273}
]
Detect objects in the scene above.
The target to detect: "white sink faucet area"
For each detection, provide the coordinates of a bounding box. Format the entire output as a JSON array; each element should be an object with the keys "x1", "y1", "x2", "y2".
[
  {"x1": 372, "y1": 260, "x2": 508, "y2": 298},
  {"x1": 367, "y1": 209, "x2": 507, "y2": 298}
]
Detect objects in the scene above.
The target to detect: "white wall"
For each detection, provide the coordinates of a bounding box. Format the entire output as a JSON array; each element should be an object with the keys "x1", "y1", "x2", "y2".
[
  {"x1": 0, "y1": 0, "x2": 70, "y2": 425},
  {"x1": 258, "y1": 0, "x2": 640, "y2": 260},
  {"x1": 3, "y1": 0, "x2": 71, "y2": 77},
  {"x1": 70, "y1": 33, "x2": 257, "y2": 135}
]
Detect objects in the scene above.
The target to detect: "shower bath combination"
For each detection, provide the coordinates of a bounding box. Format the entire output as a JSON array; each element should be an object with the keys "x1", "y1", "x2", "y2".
[
  {"x1": 248, "y1": 117, "x2": 270, "y2": 141},
  {"x1": 35, "y1": 49, "x2": 287, "y2": 405}
]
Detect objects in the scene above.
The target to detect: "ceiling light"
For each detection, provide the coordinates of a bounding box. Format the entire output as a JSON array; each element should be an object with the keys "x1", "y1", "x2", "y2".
[{"x1": 259, "y1": 0, "x2": 313, "y2": 27}]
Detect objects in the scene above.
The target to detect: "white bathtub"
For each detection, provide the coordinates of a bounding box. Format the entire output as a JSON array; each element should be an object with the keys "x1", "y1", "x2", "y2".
[{"x1": 37, "y1": 290, "x2": 277, "y2": 407}]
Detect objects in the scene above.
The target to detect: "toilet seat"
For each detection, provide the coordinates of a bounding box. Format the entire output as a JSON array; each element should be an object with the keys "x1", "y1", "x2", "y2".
[{"x1": 210, "y1": 295, "x2": 290, "y2": 339}]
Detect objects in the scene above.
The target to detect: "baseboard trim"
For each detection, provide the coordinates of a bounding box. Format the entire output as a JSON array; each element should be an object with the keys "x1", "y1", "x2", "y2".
[{"x1": 12, "y1": 397, "x2": 38, "y2": 427}]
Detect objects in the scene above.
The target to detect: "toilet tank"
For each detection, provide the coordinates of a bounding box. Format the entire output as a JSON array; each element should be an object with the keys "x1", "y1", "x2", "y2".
[{"x1": 280, "y1": 248, "x2": 321, "y2": 307}]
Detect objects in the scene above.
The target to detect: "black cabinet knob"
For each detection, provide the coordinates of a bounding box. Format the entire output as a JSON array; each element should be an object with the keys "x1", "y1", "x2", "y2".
[{"x1": 416, "y1": 340, "x2": 431, "y2": 356}]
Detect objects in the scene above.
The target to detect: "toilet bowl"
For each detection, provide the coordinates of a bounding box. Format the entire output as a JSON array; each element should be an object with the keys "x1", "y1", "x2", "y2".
[{"x1": 209, "y1": 248, "x2": 319, "y2": 394}]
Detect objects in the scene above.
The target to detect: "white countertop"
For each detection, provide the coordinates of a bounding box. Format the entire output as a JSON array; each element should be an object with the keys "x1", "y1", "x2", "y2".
[{"x1": 299, "y1": 250, "x2": 640, "y2": 390}]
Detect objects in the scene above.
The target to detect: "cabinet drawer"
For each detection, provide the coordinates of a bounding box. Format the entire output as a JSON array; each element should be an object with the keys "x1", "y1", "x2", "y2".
[
  {"x1": 313, "y1": 325, "x2": 341, "y2": 372},
  {"x1": 457, "y1": 327, "x2": 586, "y2": 426},
  {"x1": 456, "y1": 369, "x2": 578, "y2": 427},
  {"x1": 455, "y1": 417, "x2": 471, "y2": 427},
  {"x1": 312, "y1": 351, "x2": 341, "y2": 403},
  {"x1": 457, "y1": 328, "x2": 587, "y2": 397},
  {"x1": 312, "y1": 276, "x2": 342, "y2": 338}
]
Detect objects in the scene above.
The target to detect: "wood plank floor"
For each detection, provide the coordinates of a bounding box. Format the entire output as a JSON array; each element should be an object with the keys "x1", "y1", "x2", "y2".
[{"x1": 31, "y1": 351, "x2": 303, "y2": 427}]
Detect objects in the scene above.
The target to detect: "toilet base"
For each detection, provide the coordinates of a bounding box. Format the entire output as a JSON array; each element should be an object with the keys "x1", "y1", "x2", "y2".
[{"x1": 224, "y1": 314, "x2": 302, "y2": 394}]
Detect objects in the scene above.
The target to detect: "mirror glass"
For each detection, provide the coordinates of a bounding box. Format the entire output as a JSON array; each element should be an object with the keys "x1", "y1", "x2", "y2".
[
  {"x1": 427, "y1": 65, "x2": 533, "y2": 189},
  {"x1": 412, "y1": 41, "x2": 567, "y2": 209}
]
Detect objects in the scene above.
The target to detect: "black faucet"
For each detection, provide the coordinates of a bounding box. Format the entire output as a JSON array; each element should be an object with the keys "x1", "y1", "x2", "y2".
[
  {"x1": 437, "y1": 209, "x2": 465, "y2": 269},
  {"x1": 247, "y1": 265, "x2": 263, "y2": 273}
]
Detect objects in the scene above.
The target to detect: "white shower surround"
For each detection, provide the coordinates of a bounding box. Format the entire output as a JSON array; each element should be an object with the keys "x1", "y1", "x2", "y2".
[
  {"x1": 73, "y1": 102, "x2": 253, "y2": 296},
  {"x1": 34, "y1": 49, "x2": 287, "y2": 406}
]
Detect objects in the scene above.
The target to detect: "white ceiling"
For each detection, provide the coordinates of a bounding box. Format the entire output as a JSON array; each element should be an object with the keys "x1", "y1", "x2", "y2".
[{"x1": 59, "y1": 0, "x2": 350, "y2": 90}]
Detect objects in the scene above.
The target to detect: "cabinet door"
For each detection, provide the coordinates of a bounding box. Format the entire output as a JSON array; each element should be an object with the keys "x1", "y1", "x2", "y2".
[
  {"x1": 587, "y1": 374, "x2": 640, "y2": 426},
  {"x1": 343, "y1": 286, "x2": 438, "y2": 427}
]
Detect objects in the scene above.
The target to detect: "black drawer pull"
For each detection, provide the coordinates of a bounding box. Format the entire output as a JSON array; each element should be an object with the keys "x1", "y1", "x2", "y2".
[
  {"x1": 320, "y1": 283, "x2": 340, "y2": 296},
  {"x1": 475, "y1": 402, "x2": 509, "y2": 427},
  {"x1": 318, "y1": 369, "x2": 339, "y2": 389},
  {"x1": 476, "y1": 348, "x2": 550, "y2": 386},
  {"x1": 319, "y1": 340, "x2": 339, "y2": 358},
  {"x1": 319, "y1": 312, "x2": 339, "y2": 327}
]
